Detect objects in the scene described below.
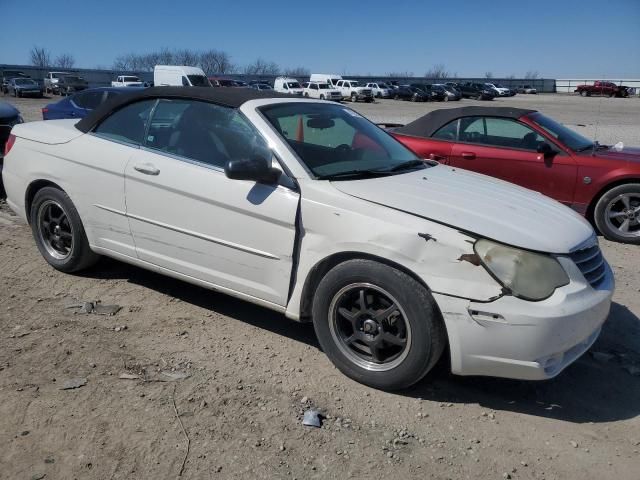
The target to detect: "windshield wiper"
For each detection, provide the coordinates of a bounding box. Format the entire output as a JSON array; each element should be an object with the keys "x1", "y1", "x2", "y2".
[
  {"x1": 316, "y1": 169, "x2": 396, "y2": 180},
  {"x1": 381, "y1": 159, "x2": 427, "y2": 172}
]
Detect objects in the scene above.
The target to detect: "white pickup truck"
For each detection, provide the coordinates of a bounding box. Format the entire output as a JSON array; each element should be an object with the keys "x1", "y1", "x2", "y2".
[
  {"x1": 44, "y1": 72, "x2": 67, "y2": 94},
  {"x1": 335, "y1": 80, "x2": 373, "y2": 102},
  {"x1": 111, "y1": 75, "x2": 144, "y2": 87}
]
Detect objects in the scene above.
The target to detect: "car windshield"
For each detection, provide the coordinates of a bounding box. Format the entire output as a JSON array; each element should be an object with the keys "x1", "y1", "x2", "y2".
[
  {"x1": 319, "y1": 84, "x2": 330, "y2": 89},
  {"x1": 15, "y1": 79, "x2": 36, "y2": 85},
  {"x1": 123, "y1": 76, "x2": 139, "y2": 82},
  {"x1": 349, "y1": 81, "x2": 359, "y2": 87},
  {"x1": 260, "y1": 102, "x2": 425, "y2": 179},
  {"x1": 64, "y1": 76, "x2": 81, "y2": 82},
  {"x1": 187, "y1": 75, "x2": 211, "y2": 87},
  {"x1": 287, "y1": 82, "x2": 301, "y2": 88},
  {"x1": 528, "y1": 112, "x2": 594, "y2": 152}
]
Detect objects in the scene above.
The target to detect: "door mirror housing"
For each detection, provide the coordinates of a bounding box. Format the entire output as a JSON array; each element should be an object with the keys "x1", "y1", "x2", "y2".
[
  {"x1": 536, "y1": 142, "x2": 554, "y2": 157},
  {"x1": 224, "y1": 156, "x2": 281, "y2": 184}
]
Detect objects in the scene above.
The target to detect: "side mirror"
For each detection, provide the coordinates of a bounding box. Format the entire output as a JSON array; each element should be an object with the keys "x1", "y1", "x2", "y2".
[
  {"x1": 224, "y1": 156, "x2": 280, "y2": 184},
  {"x1": 536, "y1": 142, "x2": 554, "y2": 157}
]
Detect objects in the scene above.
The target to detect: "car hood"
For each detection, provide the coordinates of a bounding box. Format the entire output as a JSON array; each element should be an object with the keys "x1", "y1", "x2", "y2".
[
  {"x1": 330, "y1": 165, "x2": 594, "y2": 254},
  {"x1": 592, "y1": 145, "x2": 640, "y2": 162}
]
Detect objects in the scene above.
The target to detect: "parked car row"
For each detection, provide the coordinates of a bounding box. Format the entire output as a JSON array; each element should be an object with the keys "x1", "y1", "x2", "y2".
[{"x1": 0, "y1": 87, "x2": 619, "y2": 393}]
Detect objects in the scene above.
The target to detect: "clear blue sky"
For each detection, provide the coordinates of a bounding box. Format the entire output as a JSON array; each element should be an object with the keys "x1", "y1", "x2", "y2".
[{"x1": 1, "y1": 0, "x2": 639, "y2": 77}]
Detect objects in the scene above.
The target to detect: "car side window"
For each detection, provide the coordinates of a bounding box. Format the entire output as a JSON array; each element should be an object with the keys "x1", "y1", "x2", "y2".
[
  {"x1": 93, "y1": 99, "x2": 155, "y2": 145},
  {"x1": 460, "y1": 117, "x2": 546, "y2": 150},
  {"x1": 145, "y1": 99, "x2": 270, "y2": 169},
  {"x1": 74, "y1": 91, "x2": 104, "y2": 110},
  {"x1": 432, "y1": 119, "x2": 458, "y2": 141},
  {"x1": 181, "y1": 76, "x2": 189, "y2": 86}
]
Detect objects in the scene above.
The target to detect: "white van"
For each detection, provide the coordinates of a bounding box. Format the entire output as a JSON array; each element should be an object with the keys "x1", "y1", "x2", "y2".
[
  {"x1": 153, "y1": 65, "x2": 211, "y2": 87},
  {"x1": 273, "y1": 77, "x2": 303, "y2": 95},
  {"x1": 310, "y1": 74, "x2": 343, "y2": 88}
]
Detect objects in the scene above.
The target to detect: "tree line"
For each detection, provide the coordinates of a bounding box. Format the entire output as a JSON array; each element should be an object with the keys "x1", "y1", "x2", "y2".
[{"x1": 29, "y1": 46, "x2": 541, "y2": 79}]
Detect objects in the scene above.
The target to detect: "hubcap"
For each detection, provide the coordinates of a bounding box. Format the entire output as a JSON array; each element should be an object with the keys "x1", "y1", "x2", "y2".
[
  {"x1": 328, "y1": 283, "x2": 411, "y2": 372},
  {"x1": 604, "y1": 193, "x2": 640, "y2": 238},
  {"x1": 36, "y1": 200, "x2": 74, "y2": 260}
]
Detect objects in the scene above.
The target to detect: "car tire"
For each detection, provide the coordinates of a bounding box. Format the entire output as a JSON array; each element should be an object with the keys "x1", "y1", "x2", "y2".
[
  {"x1": 312, "y1": 259, "x2": 447, "y2": 391},
  {"x1": 304, "y1": 92, "x2": 309, "y2": 97},
  {"x1": 30, "y1": 187, "x2": 100, "y2": 272},
  {"x1": 394, "y1": 94, "x2": 399, "y2": 100},
  {"x1": 319, "y1": 94, "x2": 325, "y2": 100},
  {"x1": 594, "y1": 183, "x2": 640, "y2": 244},
  {"x1": 351, "y1": 93, "x2": 357, "y2": 103},
  {"x1": 443, "y1": 95, "x2": 449, "y2": 102}
]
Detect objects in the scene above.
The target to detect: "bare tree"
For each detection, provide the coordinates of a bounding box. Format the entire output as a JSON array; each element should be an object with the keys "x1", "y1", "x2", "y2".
[
  {"x1": 524, "y1": 70, "x2": 539, "y2": 79},
  {"x1": 424, "y1": 63, "x2": 449, "y2": 79},
  {"x1": 283, "y1": 66, "x2": 310, "y2": 77},
  {"x1": 484, "y1": 71, "x2": 493, "y2": 79},
  {"x1": 30, "y1": 46, "x2": 51, "y2": 69},
  {"x1": 112, "y1": 48, "x2": 236, "y2": 74},
  {"x1": 55, "y1": 53, "x2": 75, "y2": 69},
  {"x1": 244, "y1": 58, "x2": 280, "y2": 76},
  {"x1": 386, "y1": 71, "x2": 414, "y2": 78},
  {"x1": 174, "y1": 49, "x2": 200, "y2": 66}
]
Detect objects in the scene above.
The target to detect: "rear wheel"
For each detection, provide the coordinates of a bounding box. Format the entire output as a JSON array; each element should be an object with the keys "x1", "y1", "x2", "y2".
[
  {"x1": 312, "y1": 259, "x2": 446, "y2": 390},
  {"x1": 594, "y1": 183, "x2": 640, "y2": 244},
  {"x1": 30, "y1": 187, "x2": 100, "y2": 272}
]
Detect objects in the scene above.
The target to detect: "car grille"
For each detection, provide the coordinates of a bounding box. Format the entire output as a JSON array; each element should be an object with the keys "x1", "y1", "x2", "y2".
[
  {"x1": 569, "y1": 243, "x2": 606, "y2": 287},
  {"x1": 361, "y1": 89, "x2": 372, "y2": 95}
]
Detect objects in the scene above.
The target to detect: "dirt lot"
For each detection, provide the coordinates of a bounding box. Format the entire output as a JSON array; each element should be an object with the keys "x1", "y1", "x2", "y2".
[{"x1": 1, "y1": 93, "x2": 639, "y2": 480}]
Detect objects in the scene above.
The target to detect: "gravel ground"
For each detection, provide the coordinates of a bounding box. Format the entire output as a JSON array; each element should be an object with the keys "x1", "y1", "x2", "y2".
[{"x1": 1, "y1": 92, "x2": 639, "y2": 480}]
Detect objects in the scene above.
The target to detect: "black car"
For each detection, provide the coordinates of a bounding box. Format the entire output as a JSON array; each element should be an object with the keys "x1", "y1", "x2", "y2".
[
  {"x1": 411, "y1": 83, "x2": 448, "y2": 101},
  {"x1": 1, "y1": 70, "x2": 29, "y2": 94},
  {"x1": 458, "y1": 82, "x2": 495, "y2": 100},
  {"x1": 0, "y1": 101, "x2": 23, "y2": 179},
  {"x1": 392, "y1": 86, "x2": 427, "y2": 101},
  {"x1": 7, "y1": 78, "x2": 44, "y2": 98},
  {"x1": 57, "y1": 75, "x2": 89, "y2": 96}
]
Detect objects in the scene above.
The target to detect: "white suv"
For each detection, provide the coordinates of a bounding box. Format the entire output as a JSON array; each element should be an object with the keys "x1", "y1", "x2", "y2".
[
  {"x1": 365, "y1": 82, "x2": 392, "y2": 98},
  {"x1": 301, "y1": 82, "x2": 342, "y2": 101}
]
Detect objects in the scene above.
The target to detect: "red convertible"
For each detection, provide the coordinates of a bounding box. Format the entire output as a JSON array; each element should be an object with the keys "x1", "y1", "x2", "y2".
[{"x1": 391, "y1": 107, "x2": 640, "y2": 243}]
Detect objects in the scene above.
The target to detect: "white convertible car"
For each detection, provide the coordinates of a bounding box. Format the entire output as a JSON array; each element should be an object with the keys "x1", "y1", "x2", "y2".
[{"x1": 2, "y1": 88, "x2": 614, "y2": 390}]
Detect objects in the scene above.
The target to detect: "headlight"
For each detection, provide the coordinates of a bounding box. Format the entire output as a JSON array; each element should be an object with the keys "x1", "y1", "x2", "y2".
[{"x1": 474, "y1": 239, "x2": 569, "y2": 301}]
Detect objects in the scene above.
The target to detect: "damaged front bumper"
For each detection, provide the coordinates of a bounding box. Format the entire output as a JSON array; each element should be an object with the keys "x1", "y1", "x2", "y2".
[{"x1": 433, "y1": 261, "x2": 614, "y2": 380}]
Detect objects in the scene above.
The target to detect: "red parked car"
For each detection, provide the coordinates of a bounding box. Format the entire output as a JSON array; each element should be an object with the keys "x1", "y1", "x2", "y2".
[
  {"x1": 391, "y1": 106, "x2": 640, "y2": 243},
  {"x1": 575, "y1": 81, "x2": 630, "y2": 98}
]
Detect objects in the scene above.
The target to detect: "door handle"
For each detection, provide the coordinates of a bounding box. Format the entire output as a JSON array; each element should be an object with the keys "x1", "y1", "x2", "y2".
[
  {"x1": 461, "y1": 152, "x2": 476, "y2": 160},
  {"x1": 133, "y1": 163, "x2": 160, "y2": 175},
  {"x1": 429, "y1": 153, "x2": 447, "y2": 161}
]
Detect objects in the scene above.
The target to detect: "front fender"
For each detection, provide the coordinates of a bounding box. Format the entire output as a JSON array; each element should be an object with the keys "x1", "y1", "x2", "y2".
[{"x1": 285, "y1": 185, "x2": 503, "y2": 320}]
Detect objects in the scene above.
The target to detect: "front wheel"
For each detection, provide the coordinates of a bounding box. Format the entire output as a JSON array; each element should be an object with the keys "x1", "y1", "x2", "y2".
[
  {"x1": 351, "y1": 93, "x2": 357, "y2": 102},
  {"x1": 319, "y1": 94, "x2": 325, "y2": 100},
  {"x1": 30, "y1": 187, "x2": 100, "y2": 272},
  {"x1": 312, "y1": 259, "x2": 446, "y2": 390},
  {"x1": 594, "y1": 184, "x2": 640, "y2": 244}
]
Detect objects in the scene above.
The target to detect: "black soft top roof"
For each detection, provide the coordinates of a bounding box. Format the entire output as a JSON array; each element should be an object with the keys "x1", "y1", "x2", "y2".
[
  {"x1": 75, "y1": 86, "x2": 294, "y2": 133},
  {"x1": 394, "y1": 106, "x2": 537, "y2": 138}
]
